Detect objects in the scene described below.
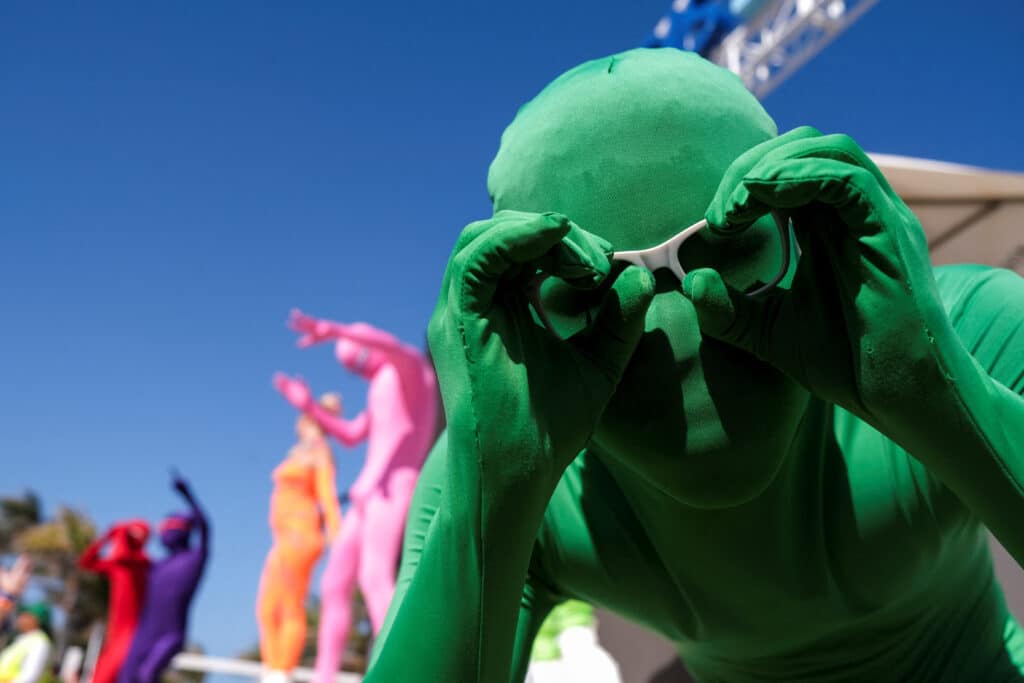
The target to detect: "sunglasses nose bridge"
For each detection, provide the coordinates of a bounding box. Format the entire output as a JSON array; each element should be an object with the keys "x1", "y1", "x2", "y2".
[
  {"x1": 669, "y1": 257, "x2": 687, "y2": 282},
  {"x1": 614, "y1": 248, "x2": 685, "y2": 280},
  {"x1": 664, "y1": 220, "x2": 705, "y2": 279},
  {"x1": 606, "y1": 219, "x2": 704, "y2": 280},
  {"x1": 613, "y1": 253, "x2": 647, "y2": 270},
  {"x1": 643, "y1": 249, "x2": 682, "y2": 281}
]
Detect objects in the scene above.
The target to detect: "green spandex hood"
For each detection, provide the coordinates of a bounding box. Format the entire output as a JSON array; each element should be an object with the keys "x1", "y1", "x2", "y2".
[
  {"x1": 488, "y1": 48, "x2": 776, "y2": 250},
  {"x1": 487, "y1": 49, "x2": 809, "y2": 509}
]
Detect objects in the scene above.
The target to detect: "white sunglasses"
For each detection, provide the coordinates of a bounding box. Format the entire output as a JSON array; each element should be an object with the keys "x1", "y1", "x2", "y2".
[{"x1": 529, "y1": 211, "x2": 792, "y2": 337}]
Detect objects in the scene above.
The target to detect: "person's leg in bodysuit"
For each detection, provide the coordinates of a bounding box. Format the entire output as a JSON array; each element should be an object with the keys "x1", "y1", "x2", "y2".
[
  {"x1": 258, "y1": 529, "x2": 322, "y2": 671},
  {"x1": 256, "y1": 546, "x2": 283, "y2": 667},
  {"x1": 92, "y1": 629, "x2": 134, "y2": 683},
  {"x1": 276, "y1": 536, "x2": 320, "y2": 670},
  {"x1": 133, "y1": 632, "x2": 185, "y2": 683},
  {"x1": 314, "y1": 506, "x2": 363, "y2": 683},
  {"x1": 357, "y1": 468, "x2": 419, "y2": 631}
]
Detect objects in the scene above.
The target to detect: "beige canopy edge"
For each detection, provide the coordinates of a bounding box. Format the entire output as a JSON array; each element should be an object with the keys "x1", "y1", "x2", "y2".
[{"x1": 868, "y1": 153, "x2": 1024, "y2": 274}]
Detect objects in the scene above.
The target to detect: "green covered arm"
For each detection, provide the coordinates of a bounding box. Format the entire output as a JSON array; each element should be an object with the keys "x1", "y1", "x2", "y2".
[
  {"x1": 364, "y1": 211, "x2": 654, "y2": 682},
  {"x1": 683, "y1": 127, "x2": 1024, "y2": 564},
  {"x1": 370, "y1": 431, "x2": 560, "y2": 683}
]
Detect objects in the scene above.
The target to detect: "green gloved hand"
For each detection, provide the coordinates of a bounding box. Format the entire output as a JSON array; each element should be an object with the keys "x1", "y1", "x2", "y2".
[
  {"x1": 683, "y1": 126, "x2": 1024, "y2": 565},
  {"x1": 428, "y1": 209, "x2": 656, "y2": 501},
  {"x1": 683, "y1": 126, "x2": 954, "y2": 435},
  {"x1": 381, "y1": 209, "x2": 655, "y2": 681}
]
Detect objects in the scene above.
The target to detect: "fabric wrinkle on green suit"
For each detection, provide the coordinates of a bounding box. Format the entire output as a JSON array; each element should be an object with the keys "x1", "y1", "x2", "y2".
[{"x1": 365, "y1": 48, "x2": 1024, "y2": 682}]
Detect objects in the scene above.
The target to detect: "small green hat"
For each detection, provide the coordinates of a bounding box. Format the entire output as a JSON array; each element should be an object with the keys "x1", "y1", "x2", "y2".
[{"x1": 17, "y1": 602, "x2": 51, "y2": 631}]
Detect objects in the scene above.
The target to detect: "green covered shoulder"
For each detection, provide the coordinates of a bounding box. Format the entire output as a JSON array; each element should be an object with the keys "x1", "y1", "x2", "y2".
[{"x1": 934, "y1": 264, "x2": 1024, "y2": 394}]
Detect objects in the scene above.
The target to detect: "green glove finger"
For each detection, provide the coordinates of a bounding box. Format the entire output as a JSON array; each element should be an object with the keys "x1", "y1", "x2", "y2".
[
  {"x1": 706, "y1": 126, "x2": 822, "y2": 232},
  {"x1": 434, "y1": 211, "x2": 576, "y2": 312},
  {"x1": 680, "y1": 265, "x2": 847, "y2": 403},
  {"x1": 440, "y1": 211, "x2": 563, "y2": 297},
  {"x1": 741, "y1": 156, "x2": 902, "y2": 237},
  {"x1": 431, "y1": 217, "x2": 515, "y2": 327},
  {"x1": 741, "y1": 141, "x2": 901, "y2": 224},
  {"x1": 569, "y1": 265, "x2": 656, "y2": 384},
  {"x1": 428, "y1": 215, "x2": 549, "y2": 375},
  {"x1": 453, "y1": 212, "x2": 612, "y2": 316},
  {"x1": 749, "y1": 133, "x2": 898, "y2": 201},
  {"x1": 532, "y1": 222, "x2": 613, "y2": 290},
  {"x1": 449, "y1": 211, "x2": 574, "y2": 316},
  {"x1": 682, "y1": 241, "x2": 862, "y2": 405},
  {"x1": 681, "y1": 267, "x2": 786, "y2": 361}
]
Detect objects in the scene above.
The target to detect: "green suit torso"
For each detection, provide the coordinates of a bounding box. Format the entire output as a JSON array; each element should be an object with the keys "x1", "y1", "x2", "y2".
[
  {"x1": 387, "y1": 264, "x2": 1024, "y2": 682},
  {"x1": 365, "y1": 49, "x2": 1024, "y2": 683}
]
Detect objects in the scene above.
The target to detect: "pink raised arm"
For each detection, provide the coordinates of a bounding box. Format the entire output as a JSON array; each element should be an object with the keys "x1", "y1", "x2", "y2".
[
  {"x1": 274, "y1": 372, "x2": 371, "y2": 448},
  {"x1": 310, "y1": 402, "x2": 371, "y2": 449},
  {"x1": 273, "y1": 372, "x2": 314, "y2": 412},
  {"x1": 289, "y1": 310, "x2": 418, "y2": 363}
]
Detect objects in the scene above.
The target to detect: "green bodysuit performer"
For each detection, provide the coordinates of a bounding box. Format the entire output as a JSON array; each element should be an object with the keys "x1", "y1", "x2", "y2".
[{"x1": 366, "y1": 48, "x2": 1024, "y2": 682}]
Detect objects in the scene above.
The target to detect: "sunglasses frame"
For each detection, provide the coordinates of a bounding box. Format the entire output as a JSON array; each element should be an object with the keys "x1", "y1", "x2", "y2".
[{"x1": 529, "y1": 211, "x2": 792, "y2": 338}]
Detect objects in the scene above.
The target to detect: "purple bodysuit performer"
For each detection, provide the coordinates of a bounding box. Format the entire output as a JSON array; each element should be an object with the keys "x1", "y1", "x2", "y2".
[{"x1": 117, "y1": 475, "x2": 210, "y2": 683}]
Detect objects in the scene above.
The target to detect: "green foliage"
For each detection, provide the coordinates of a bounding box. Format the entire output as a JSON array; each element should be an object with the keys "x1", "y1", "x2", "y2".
[
  {"x1": 38, "y1": 669, "x2": 62, "y2": 683},
  {"x1": 0, "y1": 491, "x2": 43, "y2": 549},
  {"x1": 0, "y1": 494, "x2": 107, "y2": 652}
]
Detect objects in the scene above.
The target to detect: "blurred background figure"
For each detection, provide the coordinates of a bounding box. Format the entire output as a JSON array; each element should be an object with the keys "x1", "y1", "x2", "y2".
[
  {"x1": 527, "y1": 601, "x2": 621, "y2": 683},
  {"x1": 118, "y1": 473, "x2": 210, "y2": 683},
  {"x1": 0, "y1": 557, "x2": 31, "y2": 623},
  {"x1": 58, "y1": 647, "x2": 83, "y2": 683},
  {"x1": 78, "y1": 522, "x2": 150, "y2": 683},
  {"x1": 0, "y1": 557, "x2": 50, "y2": 683},
  {"x1": 0, "y1": 602, "x2": 52, "y2": 683},
  {"x1": 278, "y1": 313, "x2": 438, "y2": 683},
  {"x1": 256, "y1": 391, "x2": 342, "y2": 683}
]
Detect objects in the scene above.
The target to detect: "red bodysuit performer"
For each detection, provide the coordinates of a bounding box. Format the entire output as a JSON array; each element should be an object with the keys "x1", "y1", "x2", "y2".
[{"x1": 79, "y1": 520, "x2": 151, "y2": 683}]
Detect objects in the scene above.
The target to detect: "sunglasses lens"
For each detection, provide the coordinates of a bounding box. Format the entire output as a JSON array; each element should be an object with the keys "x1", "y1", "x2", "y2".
[
  {"x1": 530, "y1": 214, "x2": 792, "y2": 339},
  {"x1": 675, "y1": 213, "x2": 790, "y2": 293}
]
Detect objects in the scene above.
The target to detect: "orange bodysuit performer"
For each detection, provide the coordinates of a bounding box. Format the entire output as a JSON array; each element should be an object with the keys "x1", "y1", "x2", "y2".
[{"x1": 257, "y1": 390, "x2": 342, "y2": 682}]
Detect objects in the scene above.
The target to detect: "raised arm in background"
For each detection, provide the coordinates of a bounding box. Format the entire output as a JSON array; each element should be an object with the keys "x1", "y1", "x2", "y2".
[{"x1": 273, "y1": 373, "x2": 370, "y2": 448}]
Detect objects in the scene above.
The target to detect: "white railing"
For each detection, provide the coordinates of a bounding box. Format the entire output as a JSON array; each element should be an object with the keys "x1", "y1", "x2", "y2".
[{"x1": 169, "y1": 653, "x2": 362, "y2": 683}]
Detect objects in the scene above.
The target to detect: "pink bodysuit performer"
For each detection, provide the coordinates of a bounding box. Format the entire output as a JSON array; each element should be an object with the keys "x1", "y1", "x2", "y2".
[{"x1": 276, "y1": 311, "x2": 438, "y2": 683}]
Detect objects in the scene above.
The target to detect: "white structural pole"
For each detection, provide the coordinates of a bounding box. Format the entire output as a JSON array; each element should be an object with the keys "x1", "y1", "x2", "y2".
[{"x1": 80, "y1": 623, "x2": 104, "y2": 683}]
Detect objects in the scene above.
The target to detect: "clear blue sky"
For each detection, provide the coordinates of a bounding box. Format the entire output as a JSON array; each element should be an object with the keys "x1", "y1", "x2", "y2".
[{"x1": 2, "y1": 0, "x2": 1022, "y2": 662}]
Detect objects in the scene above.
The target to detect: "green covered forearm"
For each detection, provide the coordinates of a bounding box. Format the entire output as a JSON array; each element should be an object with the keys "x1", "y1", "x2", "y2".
[
  {"x1": 391, "y1": 194, "x2": 650, "y2": 679},
  {"x1": 882, "y1": 338, "x2": 1024, "y2": 564},
  {"x1": 689, "y1": 129, "x2": 1024, "y2": 565},
  {"x1": 365, "y1": 436, "x2": 555, "y2": 683}
]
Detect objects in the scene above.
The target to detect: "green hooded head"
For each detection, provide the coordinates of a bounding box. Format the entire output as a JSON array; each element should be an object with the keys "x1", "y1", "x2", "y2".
[
  {"x1": 17, "y1": 601, "x2": 51, "y2": 633},
  {"x1": 488, "y1": 48, "x2": 809, "y2": 508}
]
